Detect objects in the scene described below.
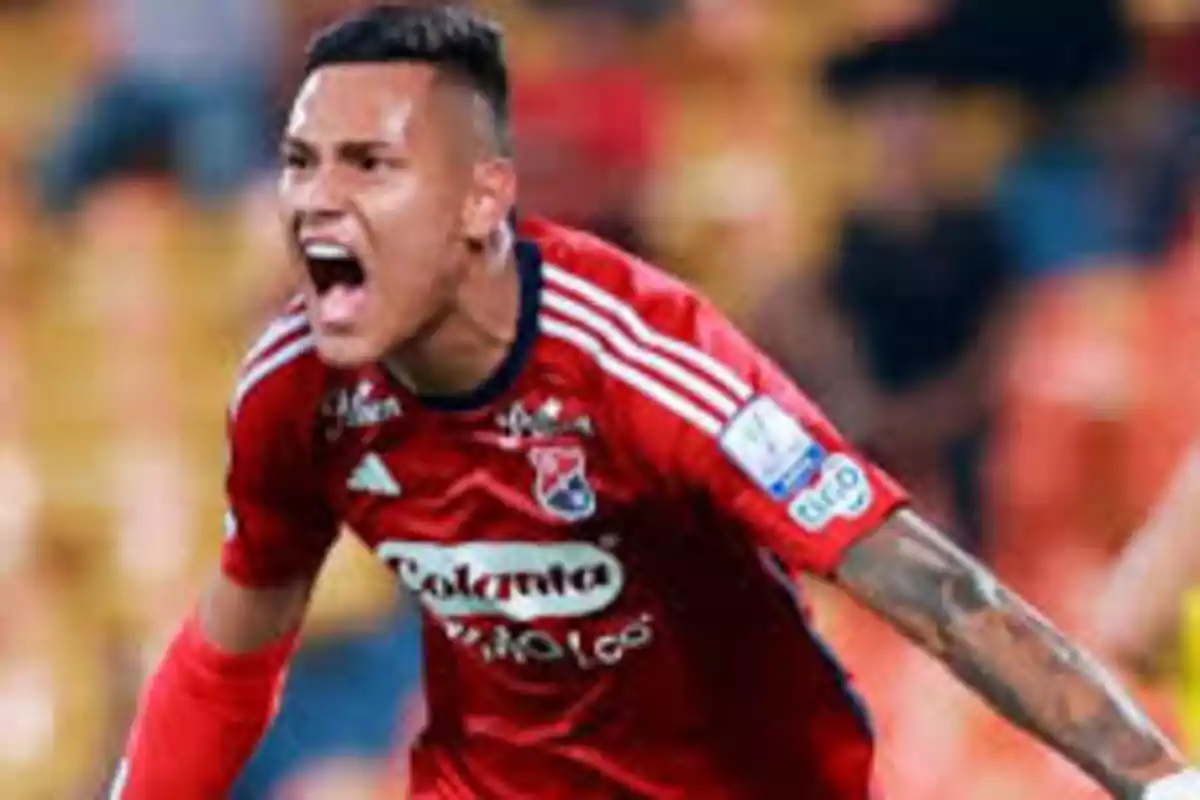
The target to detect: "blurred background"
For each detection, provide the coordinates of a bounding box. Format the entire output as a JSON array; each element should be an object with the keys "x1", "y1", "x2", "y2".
[{"x1": 3, "y1": 0, "x2": 1200, "y2": 797}]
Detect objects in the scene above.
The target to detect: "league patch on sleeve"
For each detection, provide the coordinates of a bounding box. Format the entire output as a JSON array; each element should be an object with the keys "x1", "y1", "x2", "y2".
[
  {"x1": 787, "y1": 454, "x2": 874, "y2": 533},
  {"x1": 719, "y1": 397, "x2": 826, "y2": 500}
]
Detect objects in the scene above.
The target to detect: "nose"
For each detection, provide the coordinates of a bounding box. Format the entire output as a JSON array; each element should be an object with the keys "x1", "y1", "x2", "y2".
[{"x1": 288, "y1": 167, "x2": 350, "y2": 220}]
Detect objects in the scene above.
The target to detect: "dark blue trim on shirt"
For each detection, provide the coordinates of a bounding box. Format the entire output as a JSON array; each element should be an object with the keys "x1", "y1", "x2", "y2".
[
  {"x1": 809, "y1": 627, "x2": 876, "y2": 743},
  {"x1": 761, "y1": 551, "x2": 876, "y2": 743},
  {"x1": 417, "y1": 239, "x2": 543, "y2": 412}
]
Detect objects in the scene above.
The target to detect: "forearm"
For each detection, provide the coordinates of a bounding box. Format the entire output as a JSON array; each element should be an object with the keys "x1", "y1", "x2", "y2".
[
  {"x1": 836, "y1": 512, "x2": 1185, "y2": 798},
  {"x1": 112, "y1": 612, "x2": 297, "y2": 799},
  {"x1": 113, "y1": 575, "x2": 311, "y2": 799},
  {"x1": 915, "y1": 566, "x2": 1179, "y2": 796}
]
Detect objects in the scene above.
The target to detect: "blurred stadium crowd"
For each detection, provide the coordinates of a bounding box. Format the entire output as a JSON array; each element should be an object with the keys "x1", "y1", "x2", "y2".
[{"x1": 2, "y1": 0, "x2": 1200, "y2": 797}]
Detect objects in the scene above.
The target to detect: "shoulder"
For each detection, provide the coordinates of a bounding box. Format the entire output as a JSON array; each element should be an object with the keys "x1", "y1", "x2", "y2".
[
  {"x1": 228, "y1": 300, "x2": 336, "y2": 448},
  {"x1": 525, "y1": 218, "x2": 773, "y2": 446},
  {"x1": 524, "y1": 216, "x2": 706, "y2": 328}
]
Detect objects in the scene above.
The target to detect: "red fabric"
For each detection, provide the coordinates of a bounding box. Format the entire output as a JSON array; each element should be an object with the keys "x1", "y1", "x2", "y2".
[
  {"x1": 224, "y1": 218, "x2": 906, "y2": 797},
  {"x1": 114, "y1": 613, "x2": 297, "y2": 799},
  {"x1": 221, "y1": 298, "x2": 339, "y2": 588}
]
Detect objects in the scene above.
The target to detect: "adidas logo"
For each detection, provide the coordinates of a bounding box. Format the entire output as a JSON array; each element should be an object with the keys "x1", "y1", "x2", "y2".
[{"x1": 347, "y1": 453, "x2": 401, "y2": 497}]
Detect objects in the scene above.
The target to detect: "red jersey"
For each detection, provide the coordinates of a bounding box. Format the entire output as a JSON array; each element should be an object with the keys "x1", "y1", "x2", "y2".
[{"x1": 222, "y1": 218, "x2": 908, "y2": 799}]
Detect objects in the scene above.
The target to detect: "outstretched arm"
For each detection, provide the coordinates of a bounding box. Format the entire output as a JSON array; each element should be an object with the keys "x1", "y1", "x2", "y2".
[
  {"x1": 610, "y1": 286, "x2": 1195, "y2": 796},
  {"x1": 832, "y1": 509, "x2": 1187, "y2": 799}
]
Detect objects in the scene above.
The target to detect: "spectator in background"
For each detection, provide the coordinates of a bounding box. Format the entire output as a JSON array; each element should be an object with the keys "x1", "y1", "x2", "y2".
[
  {"x1": 934, "y1": 0, "x2": 1200, "y2": 616},
  {"x1": 824, "y1": 0, "x2": 1199, "y2": 619},
  {"x1": 980, "y1": 0, "x2": 1194, "y2": 287},
  {"x1": 34, "y1": 0, "x2": 280, "y2": 222},
  {"x1": 1087, "y1": 18, "x2": 1200, "y2": 759},
  {"x1": 25, "y1": 3, "x2": 287, "y2": 790},
  {"x1": 510, "y1": 1, "x2": 663, "y2": 257},
  {"x1": 26, "y1": 0, "x2": 286, "y2": 612},
  {"x1": 640, "y1": 0, "x2": 813, "y2": 315},
  {"x1": 754, "y1": 42, "x2": 1014, "y2": 554}
]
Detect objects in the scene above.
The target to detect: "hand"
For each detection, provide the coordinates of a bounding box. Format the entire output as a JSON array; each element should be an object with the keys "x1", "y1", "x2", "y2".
[{"x1": 1142, "y1": 770, "x2": 1200, "y2": 799}]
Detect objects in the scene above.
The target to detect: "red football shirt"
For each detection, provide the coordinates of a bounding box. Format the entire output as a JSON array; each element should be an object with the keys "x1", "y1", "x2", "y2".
[{"x1": 222, "y1": 218, "x2": 908, "y2": 799}]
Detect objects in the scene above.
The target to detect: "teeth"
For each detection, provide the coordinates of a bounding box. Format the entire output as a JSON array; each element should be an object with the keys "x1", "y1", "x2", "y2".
[{"x1": 304, "y1": 241, "x2": 353, "y2": 260}]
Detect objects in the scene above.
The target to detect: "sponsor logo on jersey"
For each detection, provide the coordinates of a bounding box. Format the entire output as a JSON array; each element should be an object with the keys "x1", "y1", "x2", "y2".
[
  {"x1": 529, "y1": 445, "x2": 596, "y2": 522},
  {"x1": 720, "y1": 396, "x2": 826, "y2": 501},
  {"x1": 376, "y1": 541, "x2": 623, "y2": 621},
  {"x1": 439, "y1": 612, "x2": 655, "y2": 670},
  {"x1": 788, "y1": 454, "x2": 873, "y2": 532},
  {"x1": 494, "y1": 397, "x2": 594, "y2": 446},
  {"x1": 322, "y1": 380, "x2": 402, "y2": 440},
  {"x1": 347, "y1": 452, "x2": 402, "y2": 497}
]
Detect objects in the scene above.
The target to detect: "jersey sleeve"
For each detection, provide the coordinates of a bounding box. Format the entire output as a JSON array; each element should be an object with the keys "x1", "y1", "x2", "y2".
[
  {"x1": 625, "y1": 297, "x2": 909, "y2": 577},
  {"x1": 220, "y1": 326, "x2": 339, "y2": 587}
]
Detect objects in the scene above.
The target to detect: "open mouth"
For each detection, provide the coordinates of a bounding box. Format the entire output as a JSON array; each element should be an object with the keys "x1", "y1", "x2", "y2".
[
  {"x1": 302, "y1": 241, "x2": 369, "y2": 328},
  {"x1": 303, "y1": 241, "x2": 365, "y2": 295}
]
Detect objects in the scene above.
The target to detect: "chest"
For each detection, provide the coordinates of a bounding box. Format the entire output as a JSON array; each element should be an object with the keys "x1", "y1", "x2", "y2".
[
  {"x1": 324, "y1": 397, "x2": 640, "y2": 557},
  {"x1": 310, "y1": 374, "x2": 696, "y2": 676}
]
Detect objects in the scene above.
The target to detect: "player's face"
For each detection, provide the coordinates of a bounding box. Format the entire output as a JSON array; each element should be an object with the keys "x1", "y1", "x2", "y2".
[{"x1": 279, "y1": 63, "x2": 476, "y2": 367}]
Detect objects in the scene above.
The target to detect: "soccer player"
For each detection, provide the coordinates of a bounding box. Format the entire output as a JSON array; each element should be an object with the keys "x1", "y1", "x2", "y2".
[{"x1": 110, "y1": 5, "x2": 1199, "y2": 798}]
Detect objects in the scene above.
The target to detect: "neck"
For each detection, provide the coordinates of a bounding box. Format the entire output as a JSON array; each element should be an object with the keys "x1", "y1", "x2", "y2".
[{"x1": 382, "y1": 241, "x2": 523, "y2": 400}]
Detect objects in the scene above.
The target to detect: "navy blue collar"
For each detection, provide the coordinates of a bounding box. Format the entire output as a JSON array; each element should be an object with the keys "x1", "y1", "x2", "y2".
[{"x1": 415, "y1": 239, "x2": 543, "y2": 413}]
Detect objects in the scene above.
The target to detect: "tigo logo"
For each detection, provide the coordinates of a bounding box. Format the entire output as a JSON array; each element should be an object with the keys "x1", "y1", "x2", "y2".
[{"x1": 788, "y1": 454, "x2": 873, "y2": 532}]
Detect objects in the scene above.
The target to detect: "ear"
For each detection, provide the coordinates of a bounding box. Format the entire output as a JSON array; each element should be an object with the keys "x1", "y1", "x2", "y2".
[{"x1": 462, "y1": 159, "x2": 517, "y2": 247}]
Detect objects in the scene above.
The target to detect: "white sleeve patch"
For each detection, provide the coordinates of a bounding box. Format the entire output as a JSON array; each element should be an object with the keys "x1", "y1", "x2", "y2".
[{"x1": 719, "y1": 397, "x2": 826, "y2": 501}]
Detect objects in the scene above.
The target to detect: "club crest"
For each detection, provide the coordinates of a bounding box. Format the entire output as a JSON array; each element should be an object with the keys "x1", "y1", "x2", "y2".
[{"x1": 529, "y1": 446, "x2": 596, "y2": 522}]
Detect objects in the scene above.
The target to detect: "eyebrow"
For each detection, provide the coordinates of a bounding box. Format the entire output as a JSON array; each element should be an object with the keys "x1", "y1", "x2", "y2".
[
  {"x1": 280, "y1": 137, "x2": 395, "y2": 158},
  {"x1": 340, "y1": 141, "x2": 392, "y2": 160},
  {"x1": 280, "y1": 136, "x2": 315, "y2": 157}
]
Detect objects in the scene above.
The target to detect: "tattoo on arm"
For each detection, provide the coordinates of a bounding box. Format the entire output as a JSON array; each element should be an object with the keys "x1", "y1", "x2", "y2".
[{"x1": 834, "y1": 510, "x2": 1182, "y2": 798}]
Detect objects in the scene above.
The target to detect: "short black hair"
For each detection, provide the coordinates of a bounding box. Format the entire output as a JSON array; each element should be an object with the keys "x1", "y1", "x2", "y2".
[{"x1": 305, "y1": 3, "x2": 511, "y2": 154}]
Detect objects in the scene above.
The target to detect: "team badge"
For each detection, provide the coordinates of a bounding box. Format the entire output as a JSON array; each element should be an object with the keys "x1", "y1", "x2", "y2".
[{"x1": 529, "y1": 446, "x2": 596, "y2": 522}]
